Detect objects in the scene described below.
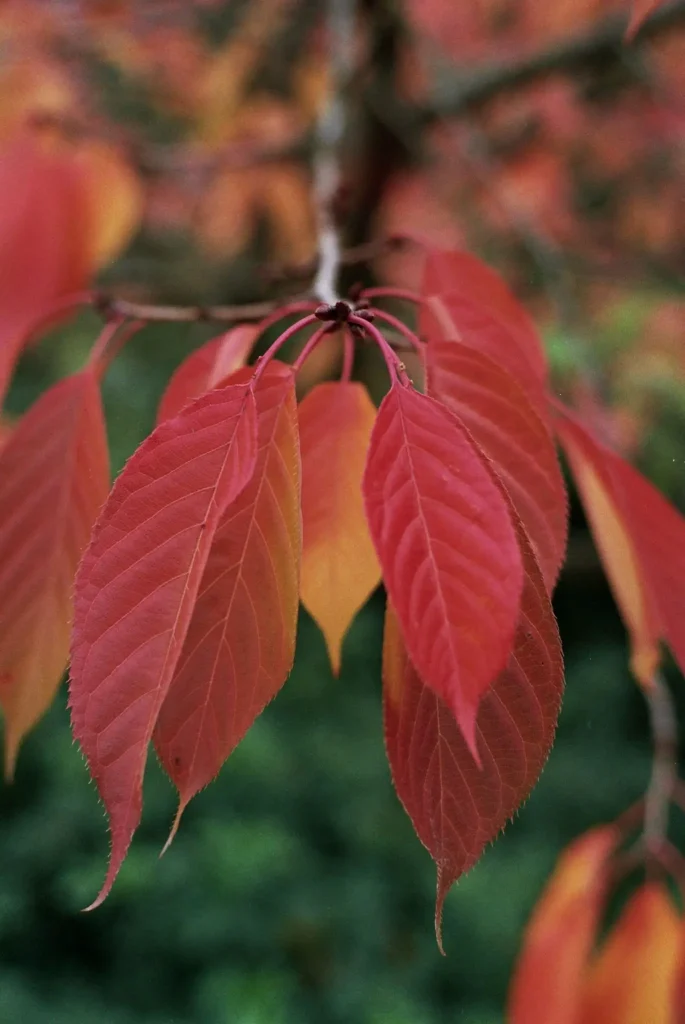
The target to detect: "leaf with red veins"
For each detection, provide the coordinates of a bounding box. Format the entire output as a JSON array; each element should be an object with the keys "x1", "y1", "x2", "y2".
[
  {"x1": 364, "y1": 382, "x2": 523, "y2": 756},
  {"x1": 69, "y1": 381, "x2": 258, "y2": 908},
  {"x1": 153, "y1": 362, "x2": 301, "y2": 837},
  {"x1": 384, "y1": 520, "x2": 563, "y2": 949},
  {"x1": 157, "y1": 325, "x2": 258, "y2": 423},
  {"x1": 426, "y1": 340, "x2": 567, "y2": 593}
]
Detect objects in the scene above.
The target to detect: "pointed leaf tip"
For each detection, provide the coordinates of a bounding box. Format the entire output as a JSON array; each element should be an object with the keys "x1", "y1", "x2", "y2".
[
  {"x1": 69, "y1": 381, "x2": 258, "y2": 906},
  {"x1": 365, "y1": 382, "x2": 523, "y2": 742}
]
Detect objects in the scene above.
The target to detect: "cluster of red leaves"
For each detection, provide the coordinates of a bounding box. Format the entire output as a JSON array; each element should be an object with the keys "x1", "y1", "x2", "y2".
[
  {"x1": 509, "y1": 827, "x2": 685, "y2": 1023},
  {"x1": 3, "y1": 210, "x2": 685, "y2": 954}
]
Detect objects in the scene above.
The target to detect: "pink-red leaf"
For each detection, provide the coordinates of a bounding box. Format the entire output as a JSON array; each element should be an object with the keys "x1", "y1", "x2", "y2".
[
  {"x1": 626, "y1": 0, "x2": 665, "y2": 41},
  {"x1": 364, "y1": 382, "x2": 523, "y2": 755},
  {"x1": 384, "y1": 522, "x2": 563, "y2": 948},
  {"x1": 69, "y1": 381, "x2": 258, "y2": 908},
  {"x1": 298, "y1": 381, "x2": 381, "y2": 674},
  {"x1": 157, "y1": 325, "x2": 258, "y2": 423},
  {"x1": 508, "y1": 826, "x2": 618, "y2": 1024},
  {"x1": 153, "y1": 362, "x2": 301, "y2": 834},
  {"x1": 0, "y1": 369, "x2": 109, "y2": 775},
  {"x1": 554, "y1": 405, "x2": 685, "y2": 686},
  {"x1": 426, "y1": 340, "x2": 567, "y2": 593},
  {"x1": 421, "y1": 250, "x2": 548, "y2": 410}
]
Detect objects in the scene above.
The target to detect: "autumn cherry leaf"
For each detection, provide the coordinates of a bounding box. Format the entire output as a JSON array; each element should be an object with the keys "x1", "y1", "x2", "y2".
[
  {"x1": 364, "y1": 381, "x2": 523, "y2": 756},
  {"x1": 384, "y1": 520, "x2": 564, "y2": 950},
  {"x1": 69, "y1": 380, "x2": 258, "y2": 909},
  {"x1": 554, "y1": 404, "x2": 685, "y2": 687},
  {"x1": 426, "y1": 340, "x2": 567, "y2": 593},
  {"x1": 153, "y1": 362, "x2": 300, "y2": 840},
  {"x1": 626, "y1": 0, "x2": 666, "y2": 41},
  {"x1": 298, "y1": 380, "x2": 381, "y2": 674},
  {"x1": 157, "y1": 324, "x2": 258, "y2": 423},
  {"x1": 508, "y1": 826, "x2": 618, "y2": 1024},
  {"x1": 0, "y1": 368, "x2": 109, "y2": 777}
]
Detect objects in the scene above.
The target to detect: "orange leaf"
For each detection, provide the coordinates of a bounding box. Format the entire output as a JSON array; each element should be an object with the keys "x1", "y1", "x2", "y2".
[
  {"x1": 157, "y1": 326, "x2": 258, "y2": 423},
  {"x1": 0, "y1": 369, "x2": 109, "y2": 775},
  {"x1": 299, "y1": 381, "x2": 381, "y2": 673},
  {"x1": 578, "y1": 884, "x2": 682, "y2": 1024},
  {"x1": 426, "y1": 340, "x2": 567, "y2": 593},
  {"x1": 508, "y1": 826, "x2": 618, "y2": 1024},
  {"x1": 554, "y1": 405, "x2": 685, "y2": 687},
  {"x1": 384, "y1": 519, "x2": 563, "y2": 949},
  {"x1": 76, "y1": 140, "x2": 144, "y2": 271},
  {"x1": 153, "y1": 362, "x2": 301, "y2": 838}
]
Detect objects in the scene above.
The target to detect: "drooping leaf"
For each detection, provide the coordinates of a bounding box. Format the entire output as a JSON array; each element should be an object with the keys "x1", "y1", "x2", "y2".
[
  {"x1": 421, "y1": 249, "x2": 548, "y2": 409},
  {"x1": 578, "y1": 884, "x2": 682, "y2": 1024},
  {"x1": 157, "y1": 325, "x2": 258, "y2": 423},
  {"x1": 298, "y1": 381, "x2": 381, "y2": 674},
  {"x1": 153, "y1": 362, "x2": 300, "y2": 833},
  {"x1": 508, "y1": 827, "x2": 618, "y2": 1024},
  {"x1": 0, "y1": 132, "x2": 89, "y2": 403},
  {"x1": 384, "y1": 520, "x2": 563, "y2": 949},
  {"x1": 69, "y1": 381, "x2": 258, "y2": 908},
  {"x1": 426, "y1": 340, "x2": 567, "y2": 592},
  {"x1": 363, "y1": 381, "x2": 523, "y2": 755},
  {"x1": 0, "y1": 369, "x2": 109, "y2": 776},
  {"x1": 554, "y1": 405, "x2": 685, "y2": 686}
]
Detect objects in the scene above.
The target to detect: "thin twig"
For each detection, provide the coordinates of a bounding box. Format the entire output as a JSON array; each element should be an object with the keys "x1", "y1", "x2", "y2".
[
  {"x1": 311, "y1": 0, "x2": 356, "y2": 305},
  {"x1": 643, "y1": 672, "x2": 679, "y2": 865}
]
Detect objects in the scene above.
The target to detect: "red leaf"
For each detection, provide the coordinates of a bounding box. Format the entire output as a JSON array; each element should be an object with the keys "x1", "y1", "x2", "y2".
[
  {"x1": 69, "y1": 380, "x2": 258, "y2": 908},
  {"x1": 298, "y1": 381, "x2": 381, "y2": 673},
  {"x1": 153, "y1": 362, "x2": 300, "y2": 836},
  {"x1": 421, "y1": 250, "x2": 548, "y2": 408},
  {"x1": 363, "y1": 382, "x2": 523, "y2": 755},
  {"x1": 157, "y1": 325, "x2": 258, "y2": 423},
  {"x1": 426, "y1": 340, "x2": 567, "y2": 593},
  {"x1": 0, "y1": 134, "x2": 89, "y2": 404},
  {"x1": 384, "y1": 521, "x2": 563, "y2": 948},
  {"x1": 508, "y1": 826, "x2": 618, "y2": 1024},
  {"x1": 0, "y1": 369, "x2": 109, "y2": 775},
  {"x1": 555, "y1": 405, "x2": 685, "y2": 685}
]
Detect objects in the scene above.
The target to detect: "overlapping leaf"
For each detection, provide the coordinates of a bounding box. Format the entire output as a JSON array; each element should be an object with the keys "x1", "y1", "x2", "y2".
[
  {"x1": 578, "y1": 883, "x2": 682, "y2": 1024},
  {"x1": 555, "y1": 404, "x2": 685, "y2": 686},
  {"x1": 298, "y1": 381, "x2": 381, "y2": 673},
  {"x1": 426, "y1": 340, "x2": 567, "y2": 592},
  {"x1": 153, "y1": 362, "x2": 300, "y2": 832},
  {"x1": 421, "y1": 250, "x2": 548, "y2": 412},
  {"x1": 364, "y1": 382, "x2": 523, "y2": 755},
  {"x1": 0, "y1": 133, "x2": 88, "y2": 404},
  {"x1": 69, "y1": 380, "x2": 258, "y2": 908},
  {"x1": 0, "y1": 369, "x2": 109, "y2": 776},
  {"x1": 508, "y1": 827, "x2": 618, "y2": 1024},
  {"x1": 384, "y1": 521, "x2": 563, "y2": 948},
  {"x1": 157, "y1": 325, "x2": 258, "y2": 423}
]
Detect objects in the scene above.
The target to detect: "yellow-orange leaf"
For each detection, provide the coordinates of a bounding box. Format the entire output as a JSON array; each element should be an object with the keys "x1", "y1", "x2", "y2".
[
  {"x1": 299, "y1": 381, "x2": 381, "y2": 674},
  {"x1": 554, "y1": 408, "x2": 661, "y2": 688},
  {"x1": 578, "y1": 884, "x2": 682, "y2": 1024},
  {"x1": 0, "y1": 369, "x2": 109, "y2": 775},
  {"x1": 76, "y1": 140, "x2": 144, "y2": 270},
  {"x1": 508, "y1": 827, "x2": 617, "y2": 1024}
]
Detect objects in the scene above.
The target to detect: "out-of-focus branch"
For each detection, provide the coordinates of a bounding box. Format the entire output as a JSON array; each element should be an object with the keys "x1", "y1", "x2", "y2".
[
  {"x1": 311, "y1": 0, "x2": 356, "y2": 305},
  {"x1": 421, "y1": 0, "x2": 685, "y2": 122},
  {"x1": 643, "y1": 672, "x2": 679, "y2": 865}
]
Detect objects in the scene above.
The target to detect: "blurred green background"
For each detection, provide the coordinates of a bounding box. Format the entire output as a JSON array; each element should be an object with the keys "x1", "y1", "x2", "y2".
[{"x1": 1, "y1": 316, "x2": 684, "y2": 1024}]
